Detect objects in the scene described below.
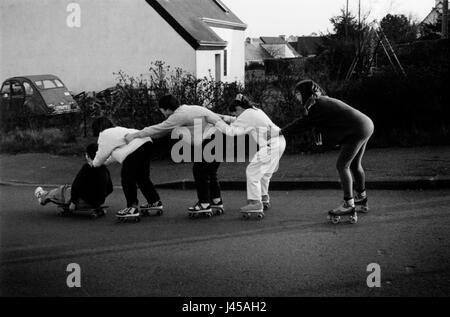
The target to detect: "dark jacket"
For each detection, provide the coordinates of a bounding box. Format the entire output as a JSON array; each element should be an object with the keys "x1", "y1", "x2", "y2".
[
  {"x1": 70, "y1": 164, "x2": 113, "y2": 207},
  {"x1": 282, "y1": 96, "x2": 373, "y2": 145}
]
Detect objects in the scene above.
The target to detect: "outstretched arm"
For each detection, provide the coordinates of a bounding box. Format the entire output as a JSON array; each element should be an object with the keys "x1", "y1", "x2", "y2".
[
  {"x1": 281, "y1": 117, "x2": 311, "y2": 138},
  {"x1": 125, "y1": 112, "x2": 186, "y2": 143}
]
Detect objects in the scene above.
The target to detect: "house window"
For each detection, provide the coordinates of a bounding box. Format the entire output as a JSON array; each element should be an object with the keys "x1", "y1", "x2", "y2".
[
  {"x1": 213, "y1": 0, "x2": 229, "y2": 13},
  {"x1": 224, "y1": 49, "x2": 228, "y2": 77},
  {"x1": 215, "y1": 54, "x2": 221, "y2": 82}
]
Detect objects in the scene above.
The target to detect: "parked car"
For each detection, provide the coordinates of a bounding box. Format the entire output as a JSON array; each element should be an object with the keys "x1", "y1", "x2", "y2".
[{"x1": 0, "y1": 74, "x2": 80, "y2": 118}]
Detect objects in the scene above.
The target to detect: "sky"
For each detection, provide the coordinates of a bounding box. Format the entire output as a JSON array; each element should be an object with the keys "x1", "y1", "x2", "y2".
[{"x1": 221, "y1": 0, "x2": 436, "y2": 37}]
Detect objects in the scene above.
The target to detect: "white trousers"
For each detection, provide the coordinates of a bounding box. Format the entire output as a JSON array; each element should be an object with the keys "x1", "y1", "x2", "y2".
[{"x1": 246, "y1": 136, "x2": 286, "y2": 201}]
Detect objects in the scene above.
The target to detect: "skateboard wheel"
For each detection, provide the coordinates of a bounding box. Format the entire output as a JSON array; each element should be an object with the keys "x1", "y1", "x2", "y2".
[
  {"x1": 90, "y1": 213, "x2": 98, "y2": 219},
  {"x1": 257, "y1": 213, "x2": 264, "y2": 219},
  {"x1": 350, "y1": 215, "x2": 358, "y2": 224},
  {"x1": 242, "y1": 214, "x2": 249, "y2": 220},
  {"x1": 206, "y1": 212, "x2": 213, "y2": 217},
  {"x1": 156, "y1": 210, "x2": 163, "y2": 216}
]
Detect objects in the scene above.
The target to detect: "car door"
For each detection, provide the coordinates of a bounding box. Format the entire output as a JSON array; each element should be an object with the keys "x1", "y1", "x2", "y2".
[{"x1": 10, "y1": 80, "x2": 26, "y2": 117}]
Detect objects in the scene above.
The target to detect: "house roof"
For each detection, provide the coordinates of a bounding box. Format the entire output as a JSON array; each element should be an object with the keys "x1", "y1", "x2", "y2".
[
  {"x1": 260, "y1": 36, "x2": 287, "y2": 45},
  {"x1": 147, "y1": 0, "x2": 247, "y2": 50},
  {"x1": 245, "y1": 42, "x2": 272, "y2": 62},
  {"x1": 290, "y1": 36, "x2": 324, "y2": 56}
]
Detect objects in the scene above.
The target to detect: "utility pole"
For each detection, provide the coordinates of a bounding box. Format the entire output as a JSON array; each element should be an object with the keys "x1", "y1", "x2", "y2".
[
  {"x1": 358, "y1": 0, "x2": 361, "y2": 59},
  {"x1": 345, "y1": 0, "x2": 349, "y2": 41},
  {"x1": 443, "y1": 0, "x2": 449, "y2": 39}
]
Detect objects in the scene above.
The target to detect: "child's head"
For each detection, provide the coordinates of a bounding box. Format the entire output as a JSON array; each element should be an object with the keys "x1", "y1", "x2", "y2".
[
  {"x1": 85, "y1": 143, "x2": 98, "y2": 160},
  {"x1": 92, "y1": 117, "x2": 114, "y2": 137},
  {"x1": 228, "y1": 94, "x2": 253, "y2": 117},
  {"x1": 294, "y1": 80, "x2": 326, "y2": 106},
  {"x1": 158, "y1": 94, "x2": 180, "y2": 118}
]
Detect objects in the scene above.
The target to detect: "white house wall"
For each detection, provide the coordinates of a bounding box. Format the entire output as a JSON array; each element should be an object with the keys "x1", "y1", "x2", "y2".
[
  {"x1": 209, "y1": 26, "x2": 245, "y2": 84},
  {"x1": 0, "y1": 0, "x2": 196, "y2": 93}
]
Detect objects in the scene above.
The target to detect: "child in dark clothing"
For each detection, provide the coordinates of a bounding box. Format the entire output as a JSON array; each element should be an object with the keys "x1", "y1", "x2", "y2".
[
  {"x1": 281, "y1": 80, "x2": 374, "y2": 215},
  {"x1": 34, "y1": 143, "x2": 113, "y2": 211}
]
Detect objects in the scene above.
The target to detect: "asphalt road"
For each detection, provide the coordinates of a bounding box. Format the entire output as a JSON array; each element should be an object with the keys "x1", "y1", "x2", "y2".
[{"x1": 1, "y1": 186, "x2": 450, "y2": 297}]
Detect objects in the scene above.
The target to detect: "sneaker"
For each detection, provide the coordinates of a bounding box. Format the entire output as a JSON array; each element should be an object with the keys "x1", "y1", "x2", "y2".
[
  {"x1": 329, "y1": 201, "x2": 356, "y2": 215},
  {"x1": 210, "y1": 199, "x2": 224, "y2": 209},
  {"x1": 188, "y1": 202, "x2": 212, "y2": 213},
  {"x1": 262, "y1": 195, "x2": 271, "y2": 210},
  {"x1": 34, "y1": 187, "x2": 48, "y2": 205},
  {"x1": 240, "y1": 201, "x2": 264, "y2": 212},
  {"x1": 355, "y1": 195, "x2": 369, "y2": 213},
  {"x1": 116, "y1": 207, "x2": 139, "y2": 218},
  {"x1": 140, "y1": 201, "x2": 163, "y2": 211}
]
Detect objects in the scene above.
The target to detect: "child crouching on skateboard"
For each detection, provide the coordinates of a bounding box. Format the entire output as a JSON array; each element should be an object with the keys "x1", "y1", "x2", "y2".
[
  {"x1": 205, "y1": 94, "x2": 286, "y2": 217},
  {"x1": 281, "y1": 80, "x2": 374, "y2": 219},
  {"x1": 34, "y1": 143, "x2": 113, "y2": 212}
]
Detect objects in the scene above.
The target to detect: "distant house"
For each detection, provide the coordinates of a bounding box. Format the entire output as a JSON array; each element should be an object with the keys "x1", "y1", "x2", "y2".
[
  {"x1": 259, "y1": 36, "x2": 301, "y2": 59},
  {"x1": 245, "y1": 38, "x2": 272, "y2": 65},
  {"x1": 245, "y1": 36, "x2": 300, "y2": 65},
  {"x1": 0, "y1": 0, "x2": 247, "y2": 93},
  {"x1": 422, "y1": 0, "x2": 445, "y2": 25},
  {"x1": 289, "y1": 36, "x2": 324, "y2": 58}
]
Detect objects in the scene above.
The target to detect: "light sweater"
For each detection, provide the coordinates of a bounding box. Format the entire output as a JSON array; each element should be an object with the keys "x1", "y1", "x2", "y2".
[
  {"x1": 92, "y1": 127, "x2": 152, "y2": 167},
  {"x1": 215, "y1": 108, "x2": 281, "y2": 147},
  {"x1": 141, "y1": 105, "x2": 220, "y2": 145}
]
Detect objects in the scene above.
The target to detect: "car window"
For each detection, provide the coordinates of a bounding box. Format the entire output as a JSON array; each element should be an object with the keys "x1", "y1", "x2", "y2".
[
  {"x1": 11, "y1": 82, "x2": 24, "y2": 96},
  {"x1": 1, "y1": 82, "x2": 11, "y2": 95},
  {"x1": 42, "y1": 80, "x2": 57, "y2": 89},
  {"x1": 34, "y1": 80, "x2": 44, "y2": 89},
  {"x1": 23, "y1": 82, "x2": 34, "y2": 96},
  {"x1": 54, "y1": 79, "x2": 64, "y2": 88},
  {"x1": 34, "y1": 79, "x2": 64, "y2": 89}
]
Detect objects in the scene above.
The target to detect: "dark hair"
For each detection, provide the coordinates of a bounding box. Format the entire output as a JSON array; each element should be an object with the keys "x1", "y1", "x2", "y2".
[
  {"x1": 228, "y1": 94, "x2": 253, "y2": 112},
  {"x1": 158, "y1": 94, "x2": 180, "y2": 111},
  {"x1": 86, "y1": 143, "x2": 98, "y2": 160},
  {"x1": 294, "y1": 80, "x2": 326, "y2": 103},
  {"x1": 92, "y1": 117, "x2": 114, "y2": 137}
]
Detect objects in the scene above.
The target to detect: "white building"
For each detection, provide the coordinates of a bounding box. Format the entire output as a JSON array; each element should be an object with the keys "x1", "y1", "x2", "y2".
[{"x1": 0, "y1": 0, "x2": 247, "y2": 93}]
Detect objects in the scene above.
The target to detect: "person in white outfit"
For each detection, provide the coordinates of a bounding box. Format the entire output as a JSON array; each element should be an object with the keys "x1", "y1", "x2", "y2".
[
  {"x1": 91, "y1": 117, "x2": 163, "y2": 218},
  {"x1": 205, "y1": 94, "x2": 286, "y2": 213}
]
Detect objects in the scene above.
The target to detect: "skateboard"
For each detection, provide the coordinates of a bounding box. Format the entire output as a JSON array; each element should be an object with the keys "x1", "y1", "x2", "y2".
[
  {"x1": 188, "y1": 208, "x2": 214, "y2": 219},
  {"x1": 241, "y1": 209, "x2": 265, "y2": 220},
  {"x1": 140, "y1": 206, "x2": 164, "y2": 217},
  {"x1": 327, "y1": 209, "x2": 358, "y2": 224},
  {"x1": 116, "y1": 212, "x2": 141, "y2": 223},
  {"x1": 57, "y1": 205, "x2": 108, "y2": 219}
]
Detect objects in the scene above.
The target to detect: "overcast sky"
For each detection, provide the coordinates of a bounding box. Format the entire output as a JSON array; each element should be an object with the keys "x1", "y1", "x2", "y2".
[{"x1": 221, "y1": 0, "x2": 436, "y2": 37}]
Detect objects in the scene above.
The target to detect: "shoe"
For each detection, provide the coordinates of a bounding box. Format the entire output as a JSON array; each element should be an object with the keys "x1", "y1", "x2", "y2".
[
  {"x1": 188, "y1": 202, "x2": 212, "y2": 213},
  {"x1": 240, "y1": 201, "x2": 263, "y2": 212},
  {"x1": 329, "y1": 201, "x2": 355, "y2": 215},
  {"x1": 210, "y1": 199, "x2": 224, "y2": 209},
  {"x1": 261, "y1": 195, "x2": 271, "y2": 210},
  {"x1": 140, "y1": 201, "x2": 163, "y2": 211},
  {"x1": 34, "y1": 187, "x2": 48, "y2": 205},
  {"x1": 116, "y1": 207, "x2": 139, "y2": 218},
  {"x1": 355, "y1": 194, "x2": 369, "y2": 213}
]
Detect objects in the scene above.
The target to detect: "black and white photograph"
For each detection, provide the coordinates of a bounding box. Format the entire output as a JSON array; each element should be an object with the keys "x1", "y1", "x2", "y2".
[{"x1": 1, "y1": 0, "x2": 449, "y2": 306}]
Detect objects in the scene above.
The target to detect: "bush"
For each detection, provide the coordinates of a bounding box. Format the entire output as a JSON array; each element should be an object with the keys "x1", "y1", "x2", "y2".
[{"x1": 0, "y1": 128, "x2": 86, "y2": 155}]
